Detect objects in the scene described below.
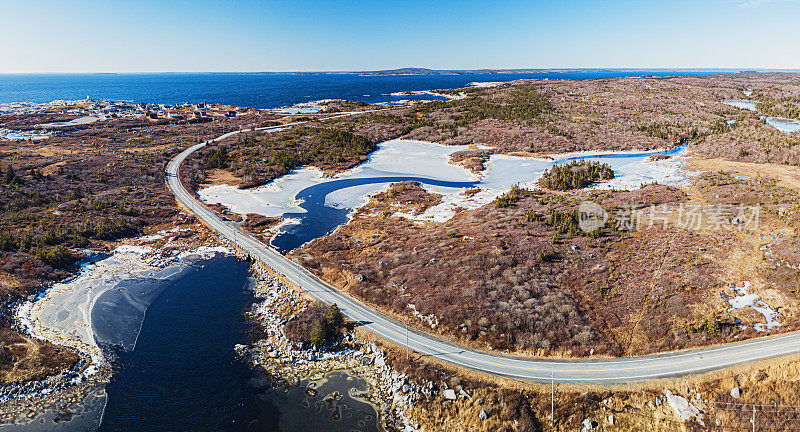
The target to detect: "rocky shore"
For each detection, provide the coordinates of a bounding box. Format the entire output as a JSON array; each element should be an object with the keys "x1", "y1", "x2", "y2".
[
  {"x1": 0, "y1": 358, "x2": 108, "y2": 428},
  {"x1": 238, "y1": 261, "x2": 471, "y2": 432},
  {"x1": 1, "y1": 224, "x2": 472, "y2": 431},
  {"x1": 0, "y1": 225, "x2": 230, "y2": 429}
]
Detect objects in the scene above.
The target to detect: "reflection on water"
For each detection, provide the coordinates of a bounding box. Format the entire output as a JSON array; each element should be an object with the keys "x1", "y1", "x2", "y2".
[
  {"x1": 96, "y1": 255, "x2": 379, "y2": 432},
  {"x1": 250, "y1": 371, "x2": 381, "y2": 432}
]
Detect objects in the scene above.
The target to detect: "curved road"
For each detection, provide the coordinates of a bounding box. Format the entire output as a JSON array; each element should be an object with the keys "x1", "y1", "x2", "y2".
[{"x1": 166, "y1": 121, "x2": 800, "y2": 384}]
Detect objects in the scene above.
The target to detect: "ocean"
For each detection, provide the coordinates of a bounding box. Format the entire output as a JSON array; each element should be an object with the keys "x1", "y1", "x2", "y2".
[{"x1": 0, "y1": 71, "x2": 721, "y2": 108}]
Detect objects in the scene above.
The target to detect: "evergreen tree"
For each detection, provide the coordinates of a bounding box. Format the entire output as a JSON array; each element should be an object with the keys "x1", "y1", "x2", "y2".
[
  {"x1": 325, "y1": 303, "x2": 343, "y2": 328},
  {"x1": 4, "y1": 166, "x2": 17, "y2": 184},
  {"x1": 309, "y1": 320, "x2": 326, "y2": 347}
]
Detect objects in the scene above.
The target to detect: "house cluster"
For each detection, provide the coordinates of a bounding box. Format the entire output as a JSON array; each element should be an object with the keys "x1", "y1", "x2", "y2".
[
  {"x1": 0, "y1": 99, "x2": 251, "y2": 141},
  {"x1": 154, "y1": 102, "x2": 244, "y2": 120},
  {"x1": 70, "y1": 100, "x2": 241, "y2": 121}
]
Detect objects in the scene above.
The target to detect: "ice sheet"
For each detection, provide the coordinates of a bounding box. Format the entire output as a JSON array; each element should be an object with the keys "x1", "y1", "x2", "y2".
[
  {"x1": 200, "y1": 139, "x2": 694, "y2": 235},
  {"x1": 722, "y1": 99, "x2": 757, "y2": 111}
]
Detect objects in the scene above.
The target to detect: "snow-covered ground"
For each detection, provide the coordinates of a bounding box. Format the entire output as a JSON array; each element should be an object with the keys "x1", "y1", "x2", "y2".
[
  {"x1": 0, "y1": 128, "x2": 53, "y2": 141},
  {"x1": 200, "y1": 139, "x2": 695, "y2": 228}
]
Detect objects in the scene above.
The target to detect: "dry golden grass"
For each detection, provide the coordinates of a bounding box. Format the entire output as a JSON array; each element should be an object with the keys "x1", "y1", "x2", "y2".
[
  {"x1": 203, "y1": 168, "x2": 241, "y2": 186},
  {"x1": 689, "y1": 156, "x2": 800, "y2": 191},
  {"x1": 361, "y1": 323, "x2": 800, "y2": 431},
  {"x1": 0, "y1": 334, "x2": 79, "y2": 385}
]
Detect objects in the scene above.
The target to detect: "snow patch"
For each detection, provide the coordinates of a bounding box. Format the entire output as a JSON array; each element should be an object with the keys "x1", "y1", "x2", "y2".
[
  {"x1": 177, "y1": 245, "x2": 230, "y2": 259},
  {"x1": 725, "y1": 281, "x2": 781, "y2": 331}
]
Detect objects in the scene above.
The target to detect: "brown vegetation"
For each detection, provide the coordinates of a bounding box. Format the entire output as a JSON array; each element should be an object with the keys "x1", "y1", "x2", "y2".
[
  {"x1": 183, "y1": 126, "x2": 378, "y2": 191},
  {"x1": 295, "y1": 172, "x2": 799, "y2": 358},
  {"x1": 0, "y1": 110, "x2": 278, "y2": 383}
]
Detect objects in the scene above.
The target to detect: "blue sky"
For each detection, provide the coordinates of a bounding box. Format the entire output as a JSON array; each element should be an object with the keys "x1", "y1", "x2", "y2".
[{"x1": 1, "y1": 0, "x2": 799, "y2": 72}]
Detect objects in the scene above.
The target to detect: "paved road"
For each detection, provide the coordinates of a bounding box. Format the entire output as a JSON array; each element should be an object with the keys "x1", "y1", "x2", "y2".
[{"x1": 166, "y1": 121, "x2": 800, "y2": 384}]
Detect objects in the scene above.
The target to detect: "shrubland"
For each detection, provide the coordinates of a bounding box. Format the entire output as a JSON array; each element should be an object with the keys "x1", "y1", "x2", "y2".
[
  {"x1": 185, "y1": 126, "x2": 377, "y2": 190},
  {"x1": 0, "y1": 111, "x2": 272, "y2": 383}
]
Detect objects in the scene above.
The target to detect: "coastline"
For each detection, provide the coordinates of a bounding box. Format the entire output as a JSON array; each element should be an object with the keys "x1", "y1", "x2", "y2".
[
  {"x1": 240, "y1": 259, "x2": 437, "y2": 432},
  {"x1": 1, "y1": 226, "x2": 231, "y2": 429},
  {"x1": 0, "y1": 218, "x2": 418, "y2": 431}
]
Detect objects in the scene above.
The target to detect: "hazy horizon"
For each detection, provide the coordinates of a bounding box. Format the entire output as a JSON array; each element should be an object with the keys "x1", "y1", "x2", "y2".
[
  {"x1": 2, "y1": 0, "x2": 800, "y2": 73},
  {"x1": 1, "y1": 67, "x2": 799, "y2": 75}
]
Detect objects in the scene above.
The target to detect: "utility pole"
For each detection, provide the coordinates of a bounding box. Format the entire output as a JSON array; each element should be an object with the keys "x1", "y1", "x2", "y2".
[
  {"x1": 551, "y1": 371, "x2": 555, "y2": 425},
  {"x1": 752, "y1": 404, "x2": 756, "y2": 432}
]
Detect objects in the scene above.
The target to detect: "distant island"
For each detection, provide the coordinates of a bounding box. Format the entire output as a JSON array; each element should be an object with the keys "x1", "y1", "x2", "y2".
[{"x1": 289, "y1": 67, "x2": 791, "y2": 76}]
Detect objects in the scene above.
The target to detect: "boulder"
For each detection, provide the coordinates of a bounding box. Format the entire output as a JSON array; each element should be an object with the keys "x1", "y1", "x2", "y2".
[
  {"x1": 479, "y1": 408, "x2": 488, "y2": 421},
  {"x1": 665, "y1": 390, "x2": 705, "y2": 426},
  {"x1": 730, "y1": 387, "x2": 741, "y2": 399},
  {"x1": 233, "y1": 344, "x2": 248, "y2": 356},
  {"x1": 443, "y1": 389, "x2": 457, "y2": 400},
  {"x1": 581, "y1": 418, "x2": 597, "y2": 431}
]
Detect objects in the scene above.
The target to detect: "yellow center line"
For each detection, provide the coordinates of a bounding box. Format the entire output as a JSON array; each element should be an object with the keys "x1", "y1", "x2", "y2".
[{"x1": 169, "y1": 127, "x2": 800, "y2": 382}]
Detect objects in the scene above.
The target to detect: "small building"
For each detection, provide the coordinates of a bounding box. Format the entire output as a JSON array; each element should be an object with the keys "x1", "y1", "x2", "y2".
[{"x1": 226, "y1": 110, "x2": 237, "y2": 117}]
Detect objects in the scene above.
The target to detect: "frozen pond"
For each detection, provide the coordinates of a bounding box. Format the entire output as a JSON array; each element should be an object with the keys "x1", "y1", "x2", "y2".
[
  {"x1": 278, "y1": 106, "x2": 321, "y2": 114},
  {"x1": 722, "y1": 99, "x2": 799, "y2": 133},
  {"x1": 200, "y1": 139, "x2": 692, "y2": 250},
  {"x1": 766, "y1": 116, "x2": 800, "y2": 134},
  {"x1": 38, "y1": 116, "x2": 100, "y2": 128},
  {"x1": 722, "y1": 99, "x2": 757, "y2": 111}
]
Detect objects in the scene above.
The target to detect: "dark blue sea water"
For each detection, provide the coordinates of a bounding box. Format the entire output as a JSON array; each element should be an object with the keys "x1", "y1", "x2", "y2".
[{"x1": 0, "y1": 71, "x2": 721, "y2": 108}]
